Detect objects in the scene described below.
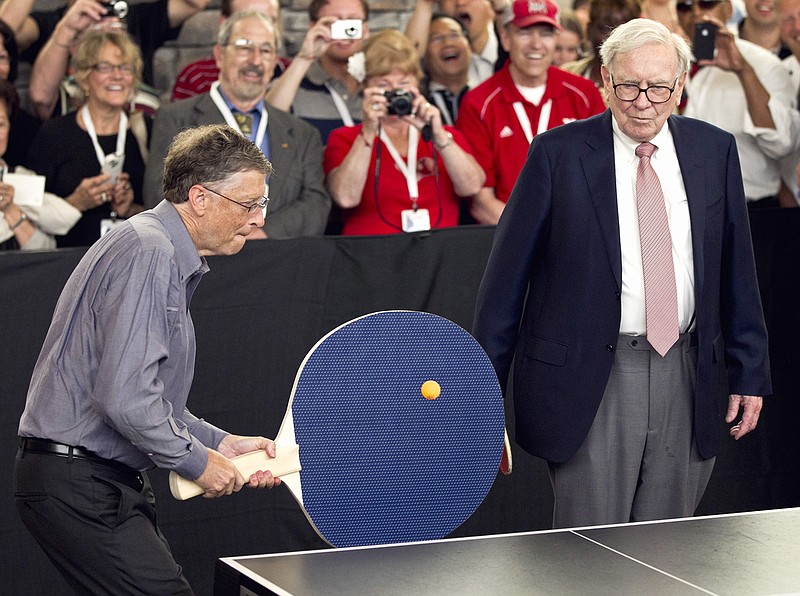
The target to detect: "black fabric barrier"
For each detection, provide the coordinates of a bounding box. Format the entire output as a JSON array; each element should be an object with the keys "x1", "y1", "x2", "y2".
[{"x1": 1, "y1": 217, "x2": 798, "y2": 595}]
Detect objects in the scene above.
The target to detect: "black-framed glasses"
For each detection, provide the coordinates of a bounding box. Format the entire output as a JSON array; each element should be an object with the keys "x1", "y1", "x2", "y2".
[
  {"x1": 226, "y1": 39, "x2": 276, "y2": 60},
  {"x1": 676, "y1": 0, "x2": 725, "y2": 12},
  {"x1": 203, "y1": 186, "x2": 269, "y2": 218},
  {"x1": 611, "y1": 76, "x2": 678, "y2": 104}
]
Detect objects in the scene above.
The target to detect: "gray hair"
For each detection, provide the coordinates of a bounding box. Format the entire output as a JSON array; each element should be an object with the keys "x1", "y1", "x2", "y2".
[
  {"x1": 162, "y1": 125, "x2": 272, "y2": 204},
  {"x1": 599, "y1": 18, "x2": 691, "y2": 78},
  {"x1": 217, "y1": 10, "x2": 281, "y2": 52}
]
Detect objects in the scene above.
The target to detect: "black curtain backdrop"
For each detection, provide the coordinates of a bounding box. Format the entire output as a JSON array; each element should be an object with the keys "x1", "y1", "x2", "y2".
[{"x1": 1, "y1": 216, "x2": 798, "y2": 595}]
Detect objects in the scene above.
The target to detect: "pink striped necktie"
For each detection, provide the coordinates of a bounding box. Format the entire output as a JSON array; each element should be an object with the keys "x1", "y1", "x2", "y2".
[{"x1": 635, "y1": 142, "x2": 679, "y2": 357}]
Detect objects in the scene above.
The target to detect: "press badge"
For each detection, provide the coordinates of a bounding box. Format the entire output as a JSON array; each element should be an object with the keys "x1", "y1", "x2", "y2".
[
  {"x1": 100, "y1": 217, "x2": 125, "y2": 237},
  {"x1": 401, "y1": 208, "x2": 431, "y2": 233}
]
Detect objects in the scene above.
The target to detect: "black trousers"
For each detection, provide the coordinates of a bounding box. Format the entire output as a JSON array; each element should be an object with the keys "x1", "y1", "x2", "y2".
[{"x1": 13, "y1": 447, "x2": 194, "y2": 595}]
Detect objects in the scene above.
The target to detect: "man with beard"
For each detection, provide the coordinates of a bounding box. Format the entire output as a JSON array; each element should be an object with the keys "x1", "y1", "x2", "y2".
[
  {"x1": 265, "y1": 0, "x2": 368, "y2": 143},
  {"x1": 144, "y1": 11, "x2": 330, "y2": 238},
  {"x1": 456, "y1": 0, "x2": 605, "y2": 225}
]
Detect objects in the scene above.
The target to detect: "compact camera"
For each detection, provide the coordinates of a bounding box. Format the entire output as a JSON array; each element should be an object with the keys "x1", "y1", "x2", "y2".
[
  {"x1": 330, "y1": 19, "x2": 363, "y2": 40},
  {"x1": 384, "y1": 89, "x2": 414, "y2": 116},
  {"x1": 102, "y1": 1, "x2": 129, "y2": 19}
]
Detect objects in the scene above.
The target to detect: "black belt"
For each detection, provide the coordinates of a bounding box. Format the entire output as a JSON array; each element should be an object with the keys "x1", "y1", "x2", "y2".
[
  {"x1": 19, "y1": 437, "x2": 105, "y2": 461},
  {"x1": 19, "y1": 437, "x2": 145, "y2": 491}
]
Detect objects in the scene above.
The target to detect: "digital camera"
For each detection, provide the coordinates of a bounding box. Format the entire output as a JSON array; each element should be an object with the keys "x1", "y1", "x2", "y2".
[
  {"x1": 330, "y1": 19, "x2": 363, "y2": 40},
  {"x1": 384, "y1": 89, "x2": 414, "y2": 116},
  {"x1": 103, "y1": 1, "x2": 129, "y2": 19}
]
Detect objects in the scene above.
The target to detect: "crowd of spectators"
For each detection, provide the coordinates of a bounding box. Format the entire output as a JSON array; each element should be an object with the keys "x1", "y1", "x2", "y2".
[{"x1": 0, "y1": 0, "x2": 798, "y2": 249}]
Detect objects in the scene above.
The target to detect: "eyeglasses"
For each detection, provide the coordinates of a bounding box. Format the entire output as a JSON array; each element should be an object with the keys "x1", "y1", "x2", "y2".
[
  {"x1": 610, "y1": 76, "x2": 678, "y2": 104},
  {"x1": 429, "y1": 31, "x2": 467, "y2": 46},
  {"x1": 203, "y1": 186, "x2": 270, "y2": 218},
  {"x1": 676, "y1": 0, "x2": 725, "y2": 12},
  {"x1": 226, "y1": 39, "x2": 276, "y2": 60},
  {"x1": 91, "y1": 61, "x2": 135, "y2": 75}
]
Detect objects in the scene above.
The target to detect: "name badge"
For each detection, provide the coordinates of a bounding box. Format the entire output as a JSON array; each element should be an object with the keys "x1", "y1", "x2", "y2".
[{"x1": 401, "y1": 208, "x2": 431, "y2": 233}]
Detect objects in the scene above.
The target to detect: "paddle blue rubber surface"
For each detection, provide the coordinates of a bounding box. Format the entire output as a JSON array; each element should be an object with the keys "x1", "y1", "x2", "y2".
[{"x1": 291, "y1": 311, "x2": 504, "y2": 548}]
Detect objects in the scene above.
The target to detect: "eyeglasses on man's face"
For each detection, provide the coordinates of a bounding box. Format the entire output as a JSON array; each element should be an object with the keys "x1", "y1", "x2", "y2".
[
  {"x1": 226, "y1": 39, "x2": 276, "y2": 60},
  {"x1": 202, "y1": 186, "x2": 269, "y2": 218},
  {"x1": 610, "y1": 76, "x2": 679, "y2": 104}
]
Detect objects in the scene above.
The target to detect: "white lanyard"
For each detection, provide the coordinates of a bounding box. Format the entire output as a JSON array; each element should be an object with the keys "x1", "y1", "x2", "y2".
[
  {"x1": 81, "y1": 104, "x2": 127, "y2": 169},
  {"x1": 379, "y1": 125, "x2": 420, "y2": 203},
  {"x1": 512, "y1": 99, "x2": 552, "y2": 144},
  {"x1": 431, "y1": 91, "x2": 453, "y2": 126},
  {"x1": 324, "y1": 82, "x2": 355, "y2": 127},
  {"x1": 209, "y1": 81, "x2": 268, "y2": 150}
]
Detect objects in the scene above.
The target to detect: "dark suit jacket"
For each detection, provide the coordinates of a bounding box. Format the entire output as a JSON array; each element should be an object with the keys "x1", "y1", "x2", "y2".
[
  {"x1": 473, "y1": 110, "x2": 771, "y2": 463},
  {"x1": 143, "y1": 94, "x2": 330, "y2": 238}
]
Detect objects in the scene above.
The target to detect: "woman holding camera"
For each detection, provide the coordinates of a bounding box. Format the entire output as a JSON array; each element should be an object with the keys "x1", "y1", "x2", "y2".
[
  {"x1": 25, "y1": 28, "x2": 145, "y2": 247},
  {"x1": 324, "y1": 29, "x2": 484, "y2": 235}
]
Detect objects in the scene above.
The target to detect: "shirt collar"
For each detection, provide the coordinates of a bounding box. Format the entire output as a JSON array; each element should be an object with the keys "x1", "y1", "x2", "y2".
[
  {"x1": 611, "y1": 115, "x2": 675, "y2": 164},
  {"x1": 153, "y1": 200, "x2": 209, "y2": 282},
  {"x1": 217, "y1": 84, "x2": 264, "y2": 117}
]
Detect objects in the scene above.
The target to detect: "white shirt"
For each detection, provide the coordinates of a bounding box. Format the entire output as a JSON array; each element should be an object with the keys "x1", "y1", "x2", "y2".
[
  {"x1": 613, "y1": 118, "x2": 696, "y2": 336},
  {"x1": 468, "y1": 25, "x2": 499, "y2": 87},
  {"x1": 780, "y1": 54, "x2": 800, "y2": 206},
  {"x1": 684, "y1": 37, "x2": 800, "y2": 200}
]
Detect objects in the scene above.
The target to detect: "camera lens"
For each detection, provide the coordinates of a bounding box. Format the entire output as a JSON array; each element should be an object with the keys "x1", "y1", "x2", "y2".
[
  {"x1": 345, "y1": 27, "x2": 356, "y2": 37},
  {"x1": 385, "y1": 90, "x2": 413, "y2": 116}
]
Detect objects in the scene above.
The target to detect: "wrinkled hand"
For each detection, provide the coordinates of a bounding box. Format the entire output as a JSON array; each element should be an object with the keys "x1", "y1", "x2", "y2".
[
  {"x1": 110, "y1": 172, "x2": 135, "y2": 217},
  {"x1": 218, "y1": 434, "x2": 282, "y2": 490},
  {"x1": 66, "y1": 174, "x2": 115, "y2": 212},
  {"x1": 194, "y1": 448, "x2": 245, "y2": 498},
  {"x1": 361, "y1": 85, "x2": 387, "y2": 132},
  {"x1": 726, "y1": 394, "x2": 763, "y2": 440},
  {"x1": 404, "y1": 86, "x2": 444, "y2": 137}
]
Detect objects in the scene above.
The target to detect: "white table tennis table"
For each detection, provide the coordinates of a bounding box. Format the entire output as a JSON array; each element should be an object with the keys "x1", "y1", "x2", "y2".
[{"x1": 214, "y1": 507, "x2": 800, "y2": 595}]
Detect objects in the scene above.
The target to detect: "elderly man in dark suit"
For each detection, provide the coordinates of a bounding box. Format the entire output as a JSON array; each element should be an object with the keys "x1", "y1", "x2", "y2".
[
  {"x1": 473, "y1": 18, "x2": 771, "y2": 528},
  {"x1": 144, "y1": 10, "x2": 330, "y2": 238}
]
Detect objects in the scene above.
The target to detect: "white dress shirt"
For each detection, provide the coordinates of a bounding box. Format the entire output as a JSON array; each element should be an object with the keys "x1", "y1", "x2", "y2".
[
  {"x1": 684, "y1": 38, "x2": 800, "y2": 201},
  {"x1": 613, "y1": 118, "x2": 696, "y2": 336}
]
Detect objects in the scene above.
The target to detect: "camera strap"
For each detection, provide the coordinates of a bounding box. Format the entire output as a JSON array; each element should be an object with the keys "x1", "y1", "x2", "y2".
[
  {"x1": 324, "y1": 82, "x2": 355, "y2": 127},
  {"x1": 379, "y1": 125, "x2": 420, "y2": 205},
  {"x1": 81, "y1": 104, "x2": 127, "y2": 169}
]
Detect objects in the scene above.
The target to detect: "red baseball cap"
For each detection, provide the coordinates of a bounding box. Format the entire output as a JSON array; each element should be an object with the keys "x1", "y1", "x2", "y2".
[{"x1": 503, "y1": 0, "x2": 562, "y2": 30}]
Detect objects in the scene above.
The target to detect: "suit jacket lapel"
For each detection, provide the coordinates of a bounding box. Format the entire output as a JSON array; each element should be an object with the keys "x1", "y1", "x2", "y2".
[
  {"x1": 264, "y1": 104, "x2": 291, "y2": 181},
  {"x1": 669, "y1": 116, "x2": 706, "y2": 303},
  {"x1": 582, "y1": 111, "x2": 622, "y2": 291}
]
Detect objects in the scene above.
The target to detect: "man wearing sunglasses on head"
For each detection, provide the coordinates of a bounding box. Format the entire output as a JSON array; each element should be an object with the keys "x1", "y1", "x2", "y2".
[
  {"x1": 144, "y1": 10, "x2": 330, "y2": 238},
  {"x1": 681, "y1": 0, "x2": 800, "y2": 207}
]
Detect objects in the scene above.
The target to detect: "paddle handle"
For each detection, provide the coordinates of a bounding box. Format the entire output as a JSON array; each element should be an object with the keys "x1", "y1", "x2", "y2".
[{"x1": 169, "y1": 444, "x2": 301, "y2": 500}]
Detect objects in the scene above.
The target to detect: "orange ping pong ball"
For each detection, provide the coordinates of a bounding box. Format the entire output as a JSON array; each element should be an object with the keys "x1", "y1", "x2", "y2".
[{"x1": 421, "y1": 380, "x2": 441, "y2": 400}]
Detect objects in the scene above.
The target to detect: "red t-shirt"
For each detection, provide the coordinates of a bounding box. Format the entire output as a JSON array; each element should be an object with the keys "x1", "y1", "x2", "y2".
[
  {"x1": 457, "y1": 64, "x2": 605, "y2": 203},
  {"x1": 324, "y1": 124, "x2": 475, "y2": 236}
]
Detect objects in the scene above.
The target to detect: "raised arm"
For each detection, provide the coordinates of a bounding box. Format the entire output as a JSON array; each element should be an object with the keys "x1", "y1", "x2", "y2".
[
  {"x1": 0, "y1": 0, "x2": 39, "y2": 51},
  {"x1": 265, "y1": 16, "x2": 336, "y2": 111},
  {"x1": 166, "y1": 0, "x2": 212, "y2": 29},
  {"x1": 27, "y1": 0, "x2": 108, "y2": 120}
]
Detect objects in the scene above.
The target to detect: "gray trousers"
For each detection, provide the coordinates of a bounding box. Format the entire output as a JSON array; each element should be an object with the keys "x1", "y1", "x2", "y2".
[{"x1": 548, "y1": 333, "x2": 715, "y2": 528}]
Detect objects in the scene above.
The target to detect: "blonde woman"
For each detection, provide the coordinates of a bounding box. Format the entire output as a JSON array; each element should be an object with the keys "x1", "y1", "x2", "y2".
[
  {"x1": 26, "y1": 29, "x2": 146, "y2": 247},
  {"x1": 324, "y1": 29, "x2": 484, "y2": 235}
]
